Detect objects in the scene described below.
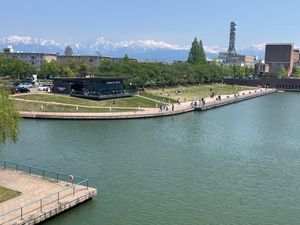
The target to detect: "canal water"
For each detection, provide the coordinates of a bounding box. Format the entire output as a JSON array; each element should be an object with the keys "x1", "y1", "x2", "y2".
[{"x1": 1, "y1": 92, "x2": 300, "y2": 225}]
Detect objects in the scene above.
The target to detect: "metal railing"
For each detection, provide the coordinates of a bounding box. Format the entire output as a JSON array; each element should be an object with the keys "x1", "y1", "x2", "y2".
[{"x1": 0, "y1": 160, "x2": 89, "y2": 225}]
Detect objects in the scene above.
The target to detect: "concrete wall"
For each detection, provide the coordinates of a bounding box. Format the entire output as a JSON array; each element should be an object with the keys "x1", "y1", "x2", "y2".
[{"x1": 224, "y1": 78, "x2": 300, "y2": 90}]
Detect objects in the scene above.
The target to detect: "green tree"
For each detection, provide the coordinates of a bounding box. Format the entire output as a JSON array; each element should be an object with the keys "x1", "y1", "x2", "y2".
[
  {"x1": 198, "y1": 40, "x2": 206, "y2": 63},
  {"x1": 0, "y1": 87, "x2": 20, "y2": 145},
  {"x1": 293, "y1": 67, "x2": 300, "y2": 78},
  {"x1": 0, "y1": 55, "x2": 36, "y2": 80},
  {"x1": 40, "y1": 60, "x2": 60, "y2": 78},
  {"x1": 278, "y1": 65, "x2": 288, "y2": 78},
  {"x1": 123, "y1": 54, "x2": 130, "y2": 62},
  {"x1": 61, "y1": 65, "x2": 76, "y2": 77},
  {"x1": 188, "y1": 38, "x2": 201, "y2": 64},
  {"x1": 188, "y1": 38, "x2": 206, "y2": 64},
  {"x1": 78, "y1": 60, "x2": 92, "y2": 77}
]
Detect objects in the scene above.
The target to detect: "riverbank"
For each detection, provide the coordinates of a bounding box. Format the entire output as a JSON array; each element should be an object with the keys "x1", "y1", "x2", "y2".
[{"x1": 19, "y1": 88, "x2": 276, "y2": 120}]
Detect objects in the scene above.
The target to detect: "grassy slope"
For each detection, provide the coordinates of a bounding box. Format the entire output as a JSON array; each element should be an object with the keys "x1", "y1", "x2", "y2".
[
  {"x1": 12, "y1": 84, "x2": 254, "y2": 112},
  {"x1": 0, "y1": 186, "x2": 21, "y2": 203},
  {"x1": 145, "y1": 84, "x2": 255, "y2": 101},
  {"x1": 139, "y1": 92, "x2": 177, "y2": 103},
  {"x1": 13, "y1": 100, "x2": 138, "y2": 112},
  {"x1": 13, "y1": 94, "x2": 157, "y2": 108}
]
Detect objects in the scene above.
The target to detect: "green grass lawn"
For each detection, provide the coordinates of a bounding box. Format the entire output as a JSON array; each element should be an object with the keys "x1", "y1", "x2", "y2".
[
  {"x1": 139, "y1": 91, "x2": 177, "y2": 103},
  {"x1": 12, "y1": 94, "x2": 158, "y2": 108},
  {"x1": 13, "y1": 100, "x2": 140, "y2": 112},
  {"x1": 0, "y1": 186, "x2": 21, "y2": 203},
  {"x1": 11, "y1": 84, "x2": 254, "y2": 112},
  {"x1": 145, "y1": 84, "x2": 255, "y2": 101}
]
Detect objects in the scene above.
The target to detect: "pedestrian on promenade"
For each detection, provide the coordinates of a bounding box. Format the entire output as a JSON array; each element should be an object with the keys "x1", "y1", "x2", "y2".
[
  {"x1": 177, "y1": 98, "x2": 181, "y2": 105},
  {"x1": 198, "y1": 99, "x2": 203, "y2": 107},
  {"x1": 201, "y1": 97, "x2": 205, "y2": 106},
  {"x1": 172, "y1": 104, "x2": 174, "y2": 111}
]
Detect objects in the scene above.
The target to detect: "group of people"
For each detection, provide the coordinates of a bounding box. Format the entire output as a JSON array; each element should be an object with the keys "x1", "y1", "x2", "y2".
[
  {"x1": 159, "y1": 104, "x2": 175, "y2": 112},
  {"x1": 191, "y1": 97, "x2": 206, "y2": 108}
]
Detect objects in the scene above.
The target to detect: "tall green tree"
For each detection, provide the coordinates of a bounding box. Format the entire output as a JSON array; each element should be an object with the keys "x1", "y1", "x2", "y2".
[
  {"x1": 198, "y1": 40, "x2": 206, "y2": 63},
  {"x1": 0, "y1": 87, "x2": 20, "y2": 145},
  {"x1": 188, "y1": 38, "x2": 206, "y2": 64}
]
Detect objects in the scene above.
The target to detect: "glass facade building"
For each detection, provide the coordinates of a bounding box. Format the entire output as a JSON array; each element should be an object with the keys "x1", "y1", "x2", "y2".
[{"x1": 52, "y1": 77, "x2": 132, "y2": 100}]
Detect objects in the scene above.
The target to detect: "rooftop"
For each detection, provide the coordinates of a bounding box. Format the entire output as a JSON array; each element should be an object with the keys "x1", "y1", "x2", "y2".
[
  {"x1": 52, "y1": 77, "x2": 128, "y2": 82},
  {"x1": 266, "y1": 43, "x2": 294, "y2": 46}
]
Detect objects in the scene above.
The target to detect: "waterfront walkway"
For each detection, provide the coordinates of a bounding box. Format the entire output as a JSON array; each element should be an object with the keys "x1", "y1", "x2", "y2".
[
  {"x1": 193, "y1": 88, "x2": 276, "y2": 111},
  {"x1": 19, "y1": 88, "x2": 276, "y2": 120},
  {"x1": 0, "y1": 167, "x2": 96, "y2": 225}
]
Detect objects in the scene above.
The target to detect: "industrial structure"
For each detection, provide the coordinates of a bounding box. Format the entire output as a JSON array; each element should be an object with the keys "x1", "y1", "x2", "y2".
[
  {"x1": 218, "y1": 22, "x2": 258, "y2": 67},
  {"x1": 228, "y1": 21, "x2": 237, "y2": 55}
]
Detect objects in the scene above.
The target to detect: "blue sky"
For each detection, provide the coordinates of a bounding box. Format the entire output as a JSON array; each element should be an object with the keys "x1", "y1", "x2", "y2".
[{"x1": 1, "y1": 0, "x2": 300, "y2": 48}]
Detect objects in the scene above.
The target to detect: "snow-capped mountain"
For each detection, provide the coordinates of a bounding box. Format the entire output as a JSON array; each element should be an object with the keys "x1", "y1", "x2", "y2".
[
  {"x1": 0, "y1": 35, "x2": 266, "y2": 61},
  {"x1": 0, "y1": 36, "x2": 64, "y2": 54},
  {"x1": 238, "y1": 43, "x2": 265, "y2": 59}
]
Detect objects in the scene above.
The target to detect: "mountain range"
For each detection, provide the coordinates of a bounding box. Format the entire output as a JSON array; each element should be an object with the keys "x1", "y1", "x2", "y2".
[{"x1": 0, "y1": 35, "x2": 266, "y2": 62}]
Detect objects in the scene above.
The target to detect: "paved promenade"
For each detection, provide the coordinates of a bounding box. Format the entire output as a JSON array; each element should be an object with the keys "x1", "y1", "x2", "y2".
[
  {"x1": 19, "y1": 88, "x2": 276, "y2": 120},
  {"x1": 193, "y1": 88, "x2": 276, "y2": 110},
  {"x1": 0, "y1": 169, "x2": 96, "y2": 225}
]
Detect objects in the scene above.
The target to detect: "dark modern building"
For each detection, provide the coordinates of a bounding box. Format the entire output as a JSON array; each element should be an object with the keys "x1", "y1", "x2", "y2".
[
  {"x1": 52, "y1": 77, "x2": 132, "y2": 100},
  {"x1": 265, "y1": 43, "x2": 294, "y2": 75}
]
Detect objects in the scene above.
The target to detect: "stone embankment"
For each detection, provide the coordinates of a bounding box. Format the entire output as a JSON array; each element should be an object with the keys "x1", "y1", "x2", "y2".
[
  {"x1": 193, "y1": 88, "x2": 276, "y2": 111},
  {"x1": 19, "y1": 88, "x2": 276, "y2": 120}
]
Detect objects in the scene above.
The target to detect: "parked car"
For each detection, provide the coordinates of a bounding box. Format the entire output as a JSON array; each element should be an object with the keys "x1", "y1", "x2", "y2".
[
  {"x1": 16, "y1": 86, "x2": 30, "y2": 93},
  {"x1": 38, "y1": 85, "x2": 49, "y2": 91},
  {"x1": 19, "y1": 83, "x2": 33, "y2": 88}
]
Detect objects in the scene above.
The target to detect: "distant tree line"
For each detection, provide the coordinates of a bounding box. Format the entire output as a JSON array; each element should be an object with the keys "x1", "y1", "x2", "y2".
[
  {"x1": 0, "y1": 54, "x2": 36, "y2": 80},
  {"x1": 0, "y1": 38, "x2": 255, "y2": 87}
]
